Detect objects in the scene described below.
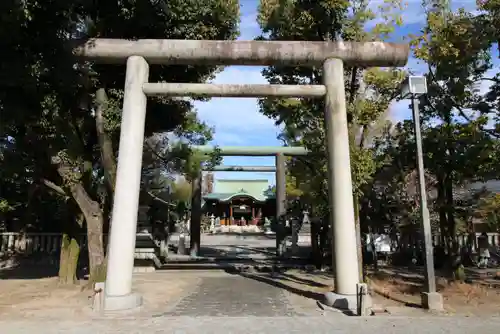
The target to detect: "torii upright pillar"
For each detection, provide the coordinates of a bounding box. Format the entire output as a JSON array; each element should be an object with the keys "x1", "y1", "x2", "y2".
[
  {"x1": 275, "y1": 153, "x2": 287, "y2": 256},
  {"x1": 275, "y1": 153, "x2": 287, "y2": 220},
  {"x1": 190, "y1": 169, "x2": 202, "y2": 257}
]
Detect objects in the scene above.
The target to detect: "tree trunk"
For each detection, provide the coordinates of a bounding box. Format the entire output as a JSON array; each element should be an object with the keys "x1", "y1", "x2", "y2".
[
  {"x1": 95, "y1": 88, "x2": 116, "y2": 192},
  {"x1": 58, "y1": 233, "x2": 80, "y2": 285},
  {"x1": 85, "y1": 213, "x2": 106, "y2": 284},
  {"x1": 436, "y1": 177, "x2": 448, "y2": 252},
  {"x1": 68, "y1": 182, "x2": 106, "y2": 285},
  {"x1": 58, "y1": 209, "x2": 84, "y2": 285},
  {"x1": 319, "y1": 216, "x2": 330, "y2": 268},
  {"x1": 444, "y1": 174, "x2": 456, "y2": 249},
  {"x1": 353, "y1": 197, "x2": 364, "y2": 282},
  {"x1": 310, "y1": 218, "x2": 322, "y2": 268},
  {"x1": 94, "y1": 87, "x2": 116, "y2": 278}
]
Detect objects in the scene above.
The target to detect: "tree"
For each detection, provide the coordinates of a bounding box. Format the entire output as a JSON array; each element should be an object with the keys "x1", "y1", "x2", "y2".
[
  {"x1": 410, "y1": 1, "x2": 499, "y2": 257},
  {"x1": 352, "y1": 1, "x2": 500, "y2": 275},
  {"x1": 257, "y1": 0, "x2": 407, "y2": 274},
  {"x1": 475, "y1": 193, "x2": 500, "y2": 232},
  {"x1": 0, "y1": 0, "x2": 239, "y2": 284},
  {"x1": 172, "y1": 179, "x2": 193, "y2": 205}
]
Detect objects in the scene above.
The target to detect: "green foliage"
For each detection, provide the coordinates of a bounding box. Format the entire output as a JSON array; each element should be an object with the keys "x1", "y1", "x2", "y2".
[
  {"x1": 257, "y1": 1, "x2": 500, "y2": 255},
  {"x1": 0, "y1": 0, "x2": 239, "y2": 280},
  {"x1": 0, "y1": 0, "x2": 239, "y2": 217},
  {"x1": 0, "y1": 199, "x2": 13, "y2": 213},
  {"x1": 475, "y1": 193, "x2": 500, "y2": 232},
  {"x1": 257, "y1": 0, "x2": 406, "y2": 217},
  {"x1": 362, "y1": 1, "x2": 500, "y2": 248}
]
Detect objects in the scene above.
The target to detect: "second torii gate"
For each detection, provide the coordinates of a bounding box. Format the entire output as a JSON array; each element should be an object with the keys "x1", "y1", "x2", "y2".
[{"x1": 191, "y1": 145, "x2": 309, "y2": 257}]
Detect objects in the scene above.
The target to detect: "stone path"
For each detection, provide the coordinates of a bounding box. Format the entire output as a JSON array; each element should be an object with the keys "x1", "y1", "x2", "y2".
[
  {"x1": 3, "y1": 232, "x2": 499, "y2": 332},
  {"x1": 166, "y1": 233, "x2": 311, "y2": 264},
  {"x1": 2, "y1": 268, "x2": 500, "y2": 333},
  {"x1": 162, "y1": 276, "x2": 297, "y2": 317},
  {"x1": 2, "y1": 316, "x2": 500, "y2": 333}
]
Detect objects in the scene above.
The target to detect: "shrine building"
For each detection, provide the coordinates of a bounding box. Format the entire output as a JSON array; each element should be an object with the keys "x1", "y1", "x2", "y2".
[{"x1": 202, "y1": 179, "x2": 275, "y2": 225}]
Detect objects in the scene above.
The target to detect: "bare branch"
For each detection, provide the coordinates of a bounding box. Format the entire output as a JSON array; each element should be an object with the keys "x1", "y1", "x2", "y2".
[
  {"x1": 146, "y1": 191, "x2": 175, "y2": 207},
  {"x1": 41, "y1": 178, "x2": 68, "y2": 198},
  {"x1": 427, "y1": 66, "x2": 500, "y2": 138}
]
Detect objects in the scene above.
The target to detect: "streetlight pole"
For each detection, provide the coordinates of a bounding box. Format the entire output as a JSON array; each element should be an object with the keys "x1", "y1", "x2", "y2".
[
  {"x1": 401, "y1": 76, "x2": 443, "y2": 311},
  {"x1": 411, "y1": 97, "x2": 436, "y2": 294}
]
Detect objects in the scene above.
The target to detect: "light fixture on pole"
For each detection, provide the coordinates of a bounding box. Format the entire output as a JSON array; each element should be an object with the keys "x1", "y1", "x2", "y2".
[
  {"x1": 400, "y1": 75, "x2": 428, "y2": 98},
  {"x1": 400, "y1": 75, "x2": 443, "y2": 311}
]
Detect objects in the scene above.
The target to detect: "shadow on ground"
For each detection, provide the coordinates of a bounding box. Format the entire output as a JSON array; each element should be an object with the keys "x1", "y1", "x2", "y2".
[
  {"x1": 0, "y1": 263, "x2": 59, "y2": 280},
  {"x1": 0, "y1": 253, "x2": 88, "y2": 280},
  {"x1": 225, "y1": 267, "x2": 328, "y2": 303},
  {"x1": 167, "y1": 242, "x2": 310, "y2": 260}
]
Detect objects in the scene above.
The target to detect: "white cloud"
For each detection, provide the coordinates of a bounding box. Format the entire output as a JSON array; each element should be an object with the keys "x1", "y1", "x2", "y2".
[
  {"x1": 194, "y1": 66, "x2": 279, "y2": 138},
  {"x1": 239, "y1": 0, "x2": 261, "y2": 40},
  {"x1": 211, "y1": 131, "x2": 248, "y2": 146}
]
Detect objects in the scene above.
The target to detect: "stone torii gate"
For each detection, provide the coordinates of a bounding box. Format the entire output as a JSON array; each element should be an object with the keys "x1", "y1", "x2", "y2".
[
  {"x1": 192, "y1": 145, "x2": 309, "y2": 257},
  {"x1": 74, "y1": 39, "x2": 409, "y2": 311}
]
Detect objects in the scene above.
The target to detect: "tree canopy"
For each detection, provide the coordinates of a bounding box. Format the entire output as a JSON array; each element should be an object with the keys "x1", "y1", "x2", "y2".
[
  {"x1": 2, "y1": 0, "x2": 500, "y2": 282},
  {"x1": 0, "y1": 0, "x2": 238, "y2": 283},
  {"x1": 257, "y1": 0, "x2": 500, "y2": 270}
]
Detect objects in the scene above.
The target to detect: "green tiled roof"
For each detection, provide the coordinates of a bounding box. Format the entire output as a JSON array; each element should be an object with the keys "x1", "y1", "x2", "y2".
[
  {"x1": 203, "y1": 191, "x2": 273, "y2": 202},
  {"x1": 203, "y1": 179, "x2": 275, "y2": 202}
]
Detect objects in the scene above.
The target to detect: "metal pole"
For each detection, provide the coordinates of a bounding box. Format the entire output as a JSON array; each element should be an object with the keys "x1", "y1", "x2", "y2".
[
  {"x1": 412, "y1": 97, "x2": 437, "y2": 293},
  {"x1": 323, "y1": 58, "x2": 360, "y2": 296}
]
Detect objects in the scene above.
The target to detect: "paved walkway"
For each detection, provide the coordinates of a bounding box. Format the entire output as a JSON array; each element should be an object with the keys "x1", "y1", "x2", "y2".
[
  {"x1": 162, "y1": 276, "x2": 297, "y2": 317},
  {"x1": 2, "y1": 270, "x2": 500, "y2": 333},
  {"x1": 3, "y1": 234, "x2": 499, "y2": 332},
  {"x1": 2, "y1": 316, "x2": 500, "y2": 333},
  {"x1": 167, "y1": 233, "x2": 311, "y2": 263}
]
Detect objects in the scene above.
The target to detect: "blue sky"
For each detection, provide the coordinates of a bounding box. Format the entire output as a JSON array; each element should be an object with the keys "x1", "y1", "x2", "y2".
[{"x1": 194, "y1": 0, "x2": 498, "y2": 187}]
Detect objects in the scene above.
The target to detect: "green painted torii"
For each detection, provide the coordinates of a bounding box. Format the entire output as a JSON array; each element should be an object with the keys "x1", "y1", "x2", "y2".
[{"x1": 190, "y1": 145, "x2": 308, "y2": 256}]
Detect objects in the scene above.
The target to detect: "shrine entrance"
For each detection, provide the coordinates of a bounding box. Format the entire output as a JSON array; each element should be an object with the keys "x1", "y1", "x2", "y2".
[
  {"x1": 205, "y1": 193, "x2": 266, "y2": 225},
  {"x1": 75, "y1": 38, "x2": 409, "y2": 311},
  {"x1": 230, "y1": 196, "x2": 255, "y2": 222}
]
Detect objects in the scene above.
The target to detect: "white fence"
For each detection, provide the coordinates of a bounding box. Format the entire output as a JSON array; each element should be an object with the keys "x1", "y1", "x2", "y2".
[
  {"x1": 0, "y1": 231, "x2": 499, "y2": 258},
  {"x1": 368, "y1": 232, "x2": 500, "y2": 254},
  {"x1": 433, "y1": 233, "x2": 500, "y2": 250},
  {"x1": 0, "y1": 232, "x2": 96, "y2": 257}
]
